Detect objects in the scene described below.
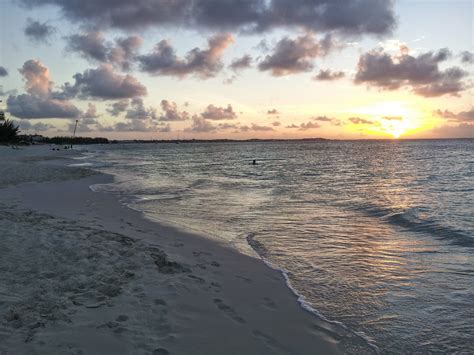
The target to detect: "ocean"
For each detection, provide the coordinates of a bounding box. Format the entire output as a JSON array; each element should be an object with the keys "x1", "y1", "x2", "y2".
[{"x1": 82, "y1": 139, "x2": 473, "y2": 353}]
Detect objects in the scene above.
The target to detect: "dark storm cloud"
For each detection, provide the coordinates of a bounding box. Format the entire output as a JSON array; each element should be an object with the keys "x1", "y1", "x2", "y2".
[
  {"x1": 66, "y1": 32, "x2": 143, "y2": 71},
  {"x1": 0, "y1": 67, "x2": 8, "y2": 77},
  {"x1": 138, "y1": 34, "x2": 234, "y2": 79},
  {"x1": 313, "y1": 69, "x2": 345, "y2": 81},
  {"x1": 348, "y1": 117, "x2": 374, "y2": 124},
  {"x1": 7, "y1": 60, "x2": 82, "y2": 119},
  {"x1": 201, "y1": 104, "x2": 237, "y2": 120},
  {"x1": 60, "y1": 64, "x2": 147, "y2": 100},
  {"x1": 230, "y1": 55, "x2": 253, "y2": 71},
  {"x1": 434, "y1": 108, "x2": 474, "y2": 123},
  {"x1": 24, "y1": 18, "x2": 55, "y2": 43},
  {"x1": 258, "y1": 33, "x2": 335, "y2": 76},
  {"x1": 159, "y1": 100, "x2": 190, "y2": 121},
  {"x1": 18, "y1": 0, "x2": 396, "y2": 36},
  {"x1": 355, "y1": 47, "x2": 468, "y2": 97}
]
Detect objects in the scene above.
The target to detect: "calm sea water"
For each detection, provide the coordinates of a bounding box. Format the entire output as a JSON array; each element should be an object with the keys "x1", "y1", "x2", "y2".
[{"x1": 84, "y1": 140, "x2": 473, "y2": 353}]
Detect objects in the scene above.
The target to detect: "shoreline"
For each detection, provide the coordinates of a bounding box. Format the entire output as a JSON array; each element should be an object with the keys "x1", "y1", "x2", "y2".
[{"x1": 0, "y1": 146, "x2": 371, "y2": 354}]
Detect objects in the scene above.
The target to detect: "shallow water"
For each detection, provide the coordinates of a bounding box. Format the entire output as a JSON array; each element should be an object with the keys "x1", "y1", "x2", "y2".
[{"x1": 85, "y1": 139, "x2": 474, "y2": 353}]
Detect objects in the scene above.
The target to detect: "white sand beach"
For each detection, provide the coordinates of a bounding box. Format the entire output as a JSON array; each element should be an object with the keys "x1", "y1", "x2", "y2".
[{"x1": 0, "y1": 146, "x2": 367, "y2": 354}]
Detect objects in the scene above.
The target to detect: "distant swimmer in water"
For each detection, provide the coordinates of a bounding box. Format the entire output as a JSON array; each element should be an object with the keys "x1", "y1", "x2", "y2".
[{"x1": 252, "y1": 159, "x2": 257, "y2": 165}]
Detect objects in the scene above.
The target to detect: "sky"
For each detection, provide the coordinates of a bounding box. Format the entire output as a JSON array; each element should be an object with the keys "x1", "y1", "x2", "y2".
[{"x1": 0, "y1": 0, "x2": 473, "y2": 140}]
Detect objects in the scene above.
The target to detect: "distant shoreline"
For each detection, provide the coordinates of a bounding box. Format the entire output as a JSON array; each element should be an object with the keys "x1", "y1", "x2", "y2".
[{"x1": 15, "y1": 136, "x2": 474, "y2": 146}]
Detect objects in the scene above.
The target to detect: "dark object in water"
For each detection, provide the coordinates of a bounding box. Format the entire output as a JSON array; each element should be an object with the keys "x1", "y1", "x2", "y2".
[{"x1": 252, "y1": 159, "x2": 257, "y2": 165}]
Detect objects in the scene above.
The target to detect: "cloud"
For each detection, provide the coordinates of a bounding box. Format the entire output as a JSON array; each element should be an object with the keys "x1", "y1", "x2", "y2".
[
  {"x1": 112, "y1": 120, "x2": 158, "y2": 132},
  {"x1": 138, "y1": 33, "x2": 234, "y2": 79},
  {"x1": 0, "y1": 66, "x2": 8, "y2": 77},
  {"x1": 66, "y1": 32, "x2": 108, "y2": 62},
  {"x1": 461, "y1": 51, "x2": 474, "y2": 64},
  {"x1": 218, "y1": 122, "x2": 239, "y2": 130},
  {"x1": 7, "y1": 94, "x2": 82, "y2": 119},
  {"x1": 230, "y1": 55, "x2": 252, "y2": 71},
  {"x1": 348, "y1": 117, "x2": 374, "y2": 124},
  {"x1": 19, "y1": 59, "x2": 52, "y2": 97},
  {"x1": 427, "y1": 123, "x2": 474, "y2": 138},
  {"x1": 18, "y1": 120, "x2": 53, "y2": 132},
  {"x1": 7, "y1": 60, "x2": 82, "y2": 119},
  {"x1": 272, "y1": 121, "x2": 281, "y2": 126},
  {"x1": 382, "y1": 116, "x2": 402, "y2": 121},
  {"x1": 125, "y1": 98, "x2": 157, "y2": 120},
  {"x1": 24, "y1": 18, "x2": 55, "y2": 43},
  {"x1": 434, "y1": 108, "x2": 474, "y2": 123},
  {"x1": 61, "y1": 64, "x2": 147, "y2": 100},
  {"x1": 99, "y1": 99, "x2": 163, "y2": 132},
  {"x1": 312, "y1": 116, "x2": 334, "y2": 122},
  {"x1": 185, "y1": 115, "x2": 216, "y2": 132},
  {"x1": 285, "y1": 120, "x2": 320, "y2": 130},
  {"x1": 201, "y1": 104, "x2": 237, "y2": 120},
  {"x1": 67, "y1": 115, "x2": 100, "y2": 133},
  {"x1": 159, "y1": 100, "x2": 189, "y2": 121},
  {"x1": 83, "y1": 103, "x2": 99, "y2": 118},
  {"x1": 267, "y1": 109, "x2": 279, "y2": 115},
  {"x1": 460, "y1": 51, "x2": 473, "y2": 64},
  {"x1": 240, "y1": 123, "x2": 274, "y2": 132},
  {"x1": 66, "y1": 32, "x2": 143, "y2": 71},
  {"x1": 258, "y1": 33, "x2": 335, "y2": 76},
  {"x1": 355, "y1": 47, "x2": 468, "y2": 97},
  {"x1": 17, "y1": 1, "x2": 395, "y2": 36},
  {"x1": 106, "y1": 99, "x2": 129, "y2": 116},
  {"x1": 158, "y1": 124, "x2": 171, "y2": 132},
  {"x1": 109, "y1": 35, "x2": 143, "y2": 71},
  {"x1": 313, "y1": 69, "x2": 345, "y2": 81}
]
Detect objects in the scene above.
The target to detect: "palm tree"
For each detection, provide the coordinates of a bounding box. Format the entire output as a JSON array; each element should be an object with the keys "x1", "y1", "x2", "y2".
[{"x1": 0, "y1": 119, "x2": 20, "y2": 144}]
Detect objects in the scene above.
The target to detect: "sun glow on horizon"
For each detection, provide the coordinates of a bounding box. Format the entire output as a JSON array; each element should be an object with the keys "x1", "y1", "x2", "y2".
[{"x1": 347, "y1": 101, "x2": 428, "y2": 138}]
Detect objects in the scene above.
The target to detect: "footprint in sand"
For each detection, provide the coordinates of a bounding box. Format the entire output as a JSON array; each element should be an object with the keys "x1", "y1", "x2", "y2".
[
  {"x1": 116, "y1": 314, "x2": 128, "y2": 322},
  {"x1": 252, "y1": 330, "x2": 288, "y2": 353},
  {"x1": 235, "y1": 275, "x2": 252, "y2": 283},
  {"x1": 154, "y1": 299, "x2": 167, "y2": 306},
  {"x1": 213, "y1": 298, "x2": 246, "y2": 324},
  {"x1": 262, "y1": 297, "x2": 277, "y2": 310},
  {"x1": 188, "y1": 274, "x2": 206, "y2": 284}
]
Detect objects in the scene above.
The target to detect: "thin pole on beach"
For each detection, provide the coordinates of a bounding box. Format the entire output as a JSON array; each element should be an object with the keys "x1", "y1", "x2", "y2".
[{"x1": 71, "y1": 119, "x2": 78, "y2": 149}]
